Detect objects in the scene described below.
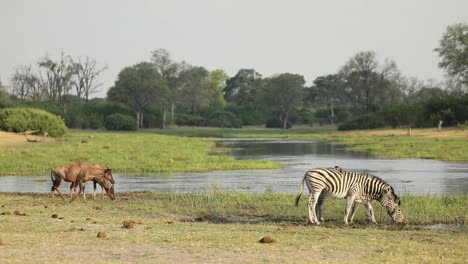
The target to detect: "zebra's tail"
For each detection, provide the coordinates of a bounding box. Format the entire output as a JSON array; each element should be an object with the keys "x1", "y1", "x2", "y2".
[{"x1": 295, "y1": 174, "x2": 306, "y2": 206}]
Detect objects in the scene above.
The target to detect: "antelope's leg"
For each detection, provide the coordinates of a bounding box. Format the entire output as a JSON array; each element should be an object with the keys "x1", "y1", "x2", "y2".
[
  {"x1": 93, "y1": 181, "x2": 97, "y2": 200},
  {"x1": 70, "y1": 181, "x2": 82, "y2": 203}
]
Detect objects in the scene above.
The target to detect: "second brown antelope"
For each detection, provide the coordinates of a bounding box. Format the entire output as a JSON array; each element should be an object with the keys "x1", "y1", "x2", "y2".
[
  {"x1": 70, "y1": 162, "x2": 115, "y2": 203},
  {"x1": 70, "y1": 163, "x2": 116, "y2": 200},
  {"x1": 50, "y1": 162, "x2": 115, "y2": 203}
]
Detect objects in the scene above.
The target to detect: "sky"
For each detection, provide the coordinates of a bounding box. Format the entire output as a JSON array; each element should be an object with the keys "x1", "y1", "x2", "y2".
[{"x1": 1, "y1": 0, "x2": 467, "y2": 98}]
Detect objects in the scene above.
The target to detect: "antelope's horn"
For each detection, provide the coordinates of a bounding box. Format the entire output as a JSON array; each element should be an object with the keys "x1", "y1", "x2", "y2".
[{"x1": 105, "y1": 164, "x2": 111, "y2": 169}]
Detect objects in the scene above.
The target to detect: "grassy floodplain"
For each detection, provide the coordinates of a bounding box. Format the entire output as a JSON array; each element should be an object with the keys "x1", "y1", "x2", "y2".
[
  {"x1": 0, "y1": 130, "x2": 280, "y2": 176},
  {"x1": 155, "y1": 126, "x2": 468, "y2": 162},
  {"x1": 0, "y1": 192, "x2": 466, "y2": 263},
  {"x1": 2, "y1": 126, "x2": 467, "y2": 176},
  {"x1": 1, "y1": 127, "x2": 467, "y2": 262}
]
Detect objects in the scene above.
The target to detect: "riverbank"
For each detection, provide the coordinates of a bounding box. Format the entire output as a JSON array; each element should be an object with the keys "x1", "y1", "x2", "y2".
[
  {"x1": 0, "y1": 192, "x2": 466, "y2": 263},
  {"x1": 313, "y1": 128, "x2": 468, "y2": 161},
  {"x1": 1, "y1": 127, "x2": 467, "y2": 176},
  {"x1": 0, "y1": 130, "x2": 280, "y2": 176},
  {"x1": 156, "y1": 126, "x2": 468, "y2": 162}
]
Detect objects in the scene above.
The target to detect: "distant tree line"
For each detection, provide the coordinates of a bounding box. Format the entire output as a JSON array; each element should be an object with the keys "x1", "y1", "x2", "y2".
[{"x1": 0, "y1": 23, "x2": 467, "y2": 131}]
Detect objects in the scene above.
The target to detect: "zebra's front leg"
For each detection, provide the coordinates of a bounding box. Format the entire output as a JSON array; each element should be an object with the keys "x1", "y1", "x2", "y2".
[
  {"x1": 308, "y1": 192, "x2": 321, "y2": 225},
  {"x1": 365, "y1": 202, "x2": 377, "y2": 224},
  {"x1": 344, "y1": 195, "x2": 355, "y2": 225},
  {"x1": 349, "y1": 202, "x2": 359, "y2": 224}
]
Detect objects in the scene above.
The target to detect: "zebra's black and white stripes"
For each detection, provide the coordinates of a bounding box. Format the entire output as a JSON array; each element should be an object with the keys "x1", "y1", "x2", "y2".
[{"x1": 295, "y1": 167, "x2": 405, "y2": 225}]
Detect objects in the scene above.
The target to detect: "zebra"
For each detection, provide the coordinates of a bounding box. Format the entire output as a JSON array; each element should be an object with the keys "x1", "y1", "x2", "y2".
[{"x1": 295, "y1": 167, "x2": 405, "y2": 225}]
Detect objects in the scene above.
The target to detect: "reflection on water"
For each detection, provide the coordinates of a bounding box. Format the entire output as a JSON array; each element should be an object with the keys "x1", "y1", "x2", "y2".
[{"x1": 1, "y1": 138, "x2": 467, "y2": 195}]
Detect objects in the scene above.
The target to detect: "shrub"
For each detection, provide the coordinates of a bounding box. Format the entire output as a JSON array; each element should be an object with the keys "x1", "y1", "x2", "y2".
[
  {"x1": 265, "y1": 117, "x2": 292, "y2": 129},
  {"x1": 104, "y1": 113, "x2": 137, "y2": 131},
  {"x1": 0, "y1": 107, "x2": 67, "y2": 137},
  {"x1": 338, "y1": 113, "x2": 386, "y2": 131},
  {"x1": 175, "y1": 114, "x2": 205, "y2": 126},
  {"x1": 206, "y1": 110, "x2": 242, "y2": 128}
]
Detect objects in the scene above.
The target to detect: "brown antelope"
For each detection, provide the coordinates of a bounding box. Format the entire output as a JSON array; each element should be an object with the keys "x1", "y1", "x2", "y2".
[
  {"x1": 70, "y1": 161, "x2": 115, "y2": 203},
  {"x1": 70, "y1": 163, "x2": 116, "y2": 200},
  {"x1": 50, "y1": 162, "x2": 115, "y2": 203}
]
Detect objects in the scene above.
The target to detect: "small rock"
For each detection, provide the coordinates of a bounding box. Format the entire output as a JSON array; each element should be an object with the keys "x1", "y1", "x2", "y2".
[
  {"x1": 97, "y1": 232, "x2": 108, "y2": 238},
  {"x1": 51, "y1": 214, "x2": 59, "y2": 218},
  {"x1": 14, "y1": 210, "x2": 26, "y2": 216},
  {"x1": 259, "y1": 236, "x2": 277, "y2": 244},
  {"x1": 122, "y1": 221, "x2": 135, "y2": 229},
  {"x1": 1, "y1": 212, "x2": 11, "y2": 215}
]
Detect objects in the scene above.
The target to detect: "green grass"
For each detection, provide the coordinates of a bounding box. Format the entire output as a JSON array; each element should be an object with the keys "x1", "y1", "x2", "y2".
[
  {"x1": 2, "y1": 127, "x2": 468, "y2": 176},
  {"x1": 313, "y1": 133, "x2": 468, "y2": 161},
  {"x1": 0, "y1": 192, "x2": 466, "y2": 263},
  {"x1": 155, "y1": 126, "x2": 468, "y2": 162},
  {"x1": 0, "y1": 130, "x2": 280, "y2": 176}
]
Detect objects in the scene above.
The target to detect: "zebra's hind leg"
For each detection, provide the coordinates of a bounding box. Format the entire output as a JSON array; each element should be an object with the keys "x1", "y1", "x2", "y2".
[
  {"x1": 316, "y1": 192, "x2": 325, "y2": 222},
  {"x1": 307, "y1": 192, "x2": 321, "y2": 225}
]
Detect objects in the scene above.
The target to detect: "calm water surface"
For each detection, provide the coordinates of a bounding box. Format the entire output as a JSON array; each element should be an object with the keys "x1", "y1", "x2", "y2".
[{"x1": 1, "y1": 138, "x2": 467, "y2": 195}]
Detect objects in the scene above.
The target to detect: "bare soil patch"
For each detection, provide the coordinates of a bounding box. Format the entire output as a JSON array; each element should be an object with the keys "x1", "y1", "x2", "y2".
[{"x1": 0, "y1": 131, "x2": 55, "y2": 147}]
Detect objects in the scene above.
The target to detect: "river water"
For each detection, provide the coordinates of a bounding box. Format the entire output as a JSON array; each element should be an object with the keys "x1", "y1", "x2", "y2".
[{"x1": 1, "y1": 138, "x2": 467, "y2": 195}]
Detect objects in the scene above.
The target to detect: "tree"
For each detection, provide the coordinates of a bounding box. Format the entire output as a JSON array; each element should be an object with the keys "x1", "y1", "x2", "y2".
[
  {"x1": 69, "y1": 56, "x2": 107, "y2": 101},
  {"x1": 310, "y1": 74, "x2": 347, "y2": 122},
  {"x1": 11, "y1": 65, "x2": 40, "y2": 100},
  {"x1": 151, "y1": 49, "x2": 180, "y2": 128},
  {"x1": 203, "y1": 69, "x2": 228, "y2": 108},
  {"x1": 176, "y1": 66, "x2": 210, "y2": 114},
  {"x1": 338, "y1": 51, "x2": 402, "y2": 112},
  {"x1": 0, "y1": 80, "x2": 11, "y2": 108},
  {"x1": 38, "y1": 53, "x2": 74, "y2": 102},
  {"x1": 224, "y1": 69, "x2": 263, "y2": 108},
  {"x1": 262, "y1": 73, "x2": 305, "y2": 129},
  {"x1": 435, "y1": 23, "x2": 468, "y2": 89},
  {"x1": 107, "y1": 62, "x2": 166, "y2": 128}
]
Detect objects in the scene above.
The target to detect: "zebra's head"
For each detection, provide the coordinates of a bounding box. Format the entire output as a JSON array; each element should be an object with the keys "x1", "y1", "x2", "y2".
[{"x1": 382, "y1": 187, "x2": 405, "y2": 224}]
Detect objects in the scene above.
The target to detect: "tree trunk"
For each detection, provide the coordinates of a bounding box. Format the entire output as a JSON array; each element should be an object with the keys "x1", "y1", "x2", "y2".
[
  {"x1": 438, "y1": 119, "x2": 443, "y2": 132},
  {"x1": 283, "y1": 111, "x2": 289, "y2": 129},
  {"x1": 140, "y1": 112, "x2": 144, "y2": 128},
  {"x1": 162, "y1": 106, "x2": 166, "y2": 129},
  {"x1": 135, "y1": 111, "x2": 140, "y2": 129},
  {"x1": 330, "y1": 99, "x2": 335, "y2": 124},
  {"x1": 171, "y1": 103, "x2": 175, "y2": 128}
]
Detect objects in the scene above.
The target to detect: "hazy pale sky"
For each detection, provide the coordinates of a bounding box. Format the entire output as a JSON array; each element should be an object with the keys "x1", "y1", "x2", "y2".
[{"x1": 1, "y1": 0, "x2": 467, "y2": 97}]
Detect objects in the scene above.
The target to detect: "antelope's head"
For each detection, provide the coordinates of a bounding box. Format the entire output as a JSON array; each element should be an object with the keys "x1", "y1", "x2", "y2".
[{"x1": 104, "y1": 164, "x2": 115, "y2": 184}]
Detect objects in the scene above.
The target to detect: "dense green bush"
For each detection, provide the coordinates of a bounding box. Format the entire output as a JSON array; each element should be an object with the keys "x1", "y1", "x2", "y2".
[
  {"x1": 0, "y1": 107, "x2": 67, "y2": 137},
  {"x1": 265, "y1": 117, "x2": 292, "y2": 129},
  {"x1": 205, "y1": 110, "x2": 242, "y2": 128},
  {"x1": 104, "y1": 113, "x2": 137, "y2": 131},
  {"x1": 338, "y1": 113, "x2": 386, "y2": 131},
  {"x1": 175, "y1": 113, "x2": 205, "y2": 126}
]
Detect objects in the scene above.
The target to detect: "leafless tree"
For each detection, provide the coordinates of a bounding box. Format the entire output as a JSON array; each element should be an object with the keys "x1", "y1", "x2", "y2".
[
  {"x1": 69, "y1": 56, "x2": 107, "y2": 101},
  {"x1": 11, "y1": 65, "x2": 44, "y2": 100},
  {"x1": 38, "y1": 53, "x2": 73, "y2": 102}
]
